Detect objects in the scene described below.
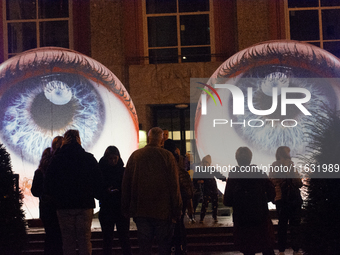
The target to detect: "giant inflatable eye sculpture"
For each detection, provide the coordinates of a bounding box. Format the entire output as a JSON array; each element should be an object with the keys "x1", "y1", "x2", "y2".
[
  {"x1": 194, "y1": 40, "x2": 340, "y2": 175},
  {"x1": 0, "y1": 47, "x2": 139, "y2": 218}
]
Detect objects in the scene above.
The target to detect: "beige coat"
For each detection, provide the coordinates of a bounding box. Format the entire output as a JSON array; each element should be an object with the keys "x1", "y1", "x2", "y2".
[{"x1": 121, "y1": 145, "x2": 182, "y2": 221}]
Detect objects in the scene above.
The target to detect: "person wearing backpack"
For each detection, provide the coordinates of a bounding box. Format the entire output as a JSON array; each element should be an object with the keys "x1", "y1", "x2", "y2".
[
  {"x1": 269, "y1": 146, "x2": 303, "y2": 255},
  {"x1": 224, "y1": 147, "x2": 276, "y2": 255}
]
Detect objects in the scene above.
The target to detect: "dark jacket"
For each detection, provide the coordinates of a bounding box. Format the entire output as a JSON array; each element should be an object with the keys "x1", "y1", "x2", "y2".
[
  {"x1": 99, "y1": 157, "x2": 125, "y2": 213},
  {"x1": 45, "y1": 142, "x2": 102, "y2": 209},
  {"x1": 178, "y1": 163, "x2": 194, "y2": 202},
  {"x1": 31, "y1": 169, "x2": 44, "y2": 199},
  {"x1": 194, "y1": 169, "x2": 226, "y2": 196},
  {"x1": 223, "y1": 166, "x2": 276, "y2": 253},
  {"x1": 224, "y1": 166, "x2": 275, "y2": 224},
  {"x1": 31, "y1": 169, "x2": 57, "y2": 212}
]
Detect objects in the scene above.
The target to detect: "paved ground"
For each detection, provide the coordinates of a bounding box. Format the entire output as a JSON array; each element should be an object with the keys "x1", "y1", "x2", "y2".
[
  {"x1": 27, "y1": 214, "x2": 300, "y2": 254},
  {"x1": 27, "y1": 214, "x2": 236, "y2": 234},
  {"x1": 181, "y1": 216, "x2": 296, "y2": 255},
  {"x1": 190, "y1": 252, "x2": 297, "y2": 255}
]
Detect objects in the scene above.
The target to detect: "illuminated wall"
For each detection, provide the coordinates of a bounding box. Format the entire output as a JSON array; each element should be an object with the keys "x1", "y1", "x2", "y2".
[
  {"x1": 0, "y1": 47, "x2": 139, "y2": 218},
  {"x1": 195, "y1": 40, "x2": 340, "y2": 172}
]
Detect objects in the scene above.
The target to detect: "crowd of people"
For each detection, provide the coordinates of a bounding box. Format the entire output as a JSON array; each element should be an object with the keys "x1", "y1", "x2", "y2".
[{"x1": 31, "y1": 128, "x2": 302, "y2": 255}]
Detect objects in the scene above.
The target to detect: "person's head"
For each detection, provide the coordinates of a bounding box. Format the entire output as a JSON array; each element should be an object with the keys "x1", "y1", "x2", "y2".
[
  {"x1": 275, "y1": 146, "x2": 291, "y2": 161},
  {"x1": 164, "y1": 139, "x2": 177, "y2": 154},
  {"x1": 201, "y1": 155, "x2": 211, "y2": 167},
  {"x1": 163, "y1": 129, "x2": 169, "y2": 141},
  {"x1": 62, "y1": 129, "x2": 81, "y2": 146},
  {"x1": 148, "y1": 127, "x2": 164, "y2": 147},
  {"x1": 235, "y1": 147, "x2": 252, "y2": 166},
  {"x1": 51, "y1": 136, "x2": 63, "y2": 154},
  {"x1": 38, "y1": 147, "x2": 52, "y2": 173},
  {"x1": 164, "y1": 139, "x2": 179, "y2": 162},
  {"x1": 103, "y1": 146, "x2": 121, "y2": 166}
]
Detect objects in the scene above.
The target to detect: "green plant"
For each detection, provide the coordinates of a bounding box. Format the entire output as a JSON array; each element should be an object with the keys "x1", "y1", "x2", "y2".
[{"x1": 0, "y1": 143, "x2": 27, "y2": 255}]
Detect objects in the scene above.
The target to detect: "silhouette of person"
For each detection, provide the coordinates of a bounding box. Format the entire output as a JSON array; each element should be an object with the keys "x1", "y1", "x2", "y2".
[
  {"x1": 269, "y1": 146, "x2": 302, "y2": 255},
  {"x1": 98, "y1": 146, "x2": 132, "y2": 255},
  {"x1": 164, "y1": 139, "x2": 193, "y2": 254},
  {"x1": 45, "y1": 130, "x2": 102, "y2": 255},
  {"x1": 31, "y1": 136, "x2": 63, "y2": 255},
  {"x1": 122, "y1": 127, "x2": 182, "y2": 255},
  {"x1": 224, "y1": 147, "x2": 275, "y2": 255}
]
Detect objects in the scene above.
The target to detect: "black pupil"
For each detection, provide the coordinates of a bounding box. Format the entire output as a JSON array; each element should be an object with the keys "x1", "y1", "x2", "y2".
[{"x1": 31, "y1": 93, "x2": 75, "y2": 130}]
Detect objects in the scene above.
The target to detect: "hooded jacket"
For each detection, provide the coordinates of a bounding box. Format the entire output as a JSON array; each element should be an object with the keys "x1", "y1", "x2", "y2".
[
  {"x1": 45, "y1": 142, "x2": 102, "y2": 209},
  {"x1": 99, "y1": 157, "x2": 125, "y2": 212}
]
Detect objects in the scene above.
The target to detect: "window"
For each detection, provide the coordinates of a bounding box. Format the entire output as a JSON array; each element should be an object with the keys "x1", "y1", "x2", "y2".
[
  {"x1": 143, "y1": 0, "x2": 214, "y2": 64},
  {"x1": 3, "y1": 0, "x2": 72, "y2": 60},
  {"x1": 151, "y1": 104, "x2": 193, "y2": 155},
  {"x1": 285, "y1": 0, "x2": 340, "y2": 58}
]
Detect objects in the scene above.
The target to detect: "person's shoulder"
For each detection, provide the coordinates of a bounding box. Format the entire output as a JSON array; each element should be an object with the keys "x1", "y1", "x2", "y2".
[
  {"x1": 159, "y1": 147, "x2": 175, "y2": 156},
  {"x1": 33, "y1": 168, "x2": 43, "y2": 178},
  {"x1": 69, "y1": 146, "x2": 97, "y2": 165},
  {"x1": 250, "y1": 164, "x2": 268, "y2": 177},
  {"x1": 271, "y1": 160, "x2": 283, "y2": 166},
  {"x1": 99, "y1": 156, "x2": 105, "y2": 165},
  {"x1": 84, "y1": 150, "x2": 95, "y2": 158},
  {"x1": 134, "y1": 145, "x2": 171, "y2": 156},
  {"x1": 78, "y1": 147, "x2": 97, "y2": 158},
  {"x1": 34, "y1": 168, "x2": 42, "y2": 174},
  {"x1": 287, "y1": 159, "x2": 295, "y2": 166},
  {"x1": 128, "y1": 147, "x2": 145, "y2": 158},
  {"x1": 228, "y1": 166, "x2": 240, "y2": 178},
  {"x1": 85, "y1": 151, "x2": 98, "y2": 163},
  {"x1": 125, "y1": 147, "x2": 149, "y2": 165},
  {"x1": 272, "y1": 159, "x2": 293, "y2": 166}
]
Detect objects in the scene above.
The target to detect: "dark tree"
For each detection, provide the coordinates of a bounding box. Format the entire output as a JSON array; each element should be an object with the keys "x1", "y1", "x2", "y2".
[
  {"x1": 299, "y1": 108, "x2": 340, "y2": 255},
  {"x1": 0, "y1": 143, "x2": 27, "y2": 255}
]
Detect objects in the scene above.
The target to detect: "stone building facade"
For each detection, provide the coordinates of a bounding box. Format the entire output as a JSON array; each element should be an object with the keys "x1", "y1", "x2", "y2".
[
  {"x1": 0, "y1": 0, "x2": 286, "y2": 153},
  {"x1": 86, "y1": 0, "x2": 285, "y2": 134}
]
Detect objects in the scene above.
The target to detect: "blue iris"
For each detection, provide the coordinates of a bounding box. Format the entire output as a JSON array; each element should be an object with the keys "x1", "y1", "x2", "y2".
[{"x1": 0, "y1": 73, "x2": 105, "y2": 164}]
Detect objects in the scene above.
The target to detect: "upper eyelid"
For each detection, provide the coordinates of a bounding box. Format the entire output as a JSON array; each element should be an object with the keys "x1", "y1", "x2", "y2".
[
  {"x1": 216, "y1": 41, "x2": 340, "y2": 79},
  {"x1": 0, "y1": 47, "x2": 138, "y2": 125},
  {"x1": 0, "y1": 47, "x2": 113, "y2": 88}
]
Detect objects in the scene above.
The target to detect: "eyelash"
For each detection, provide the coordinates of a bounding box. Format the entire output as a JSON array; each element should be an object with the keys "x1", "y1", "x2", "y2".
[
  {"x1": 0, "y1": 48, "x2": 138, "y2": 124},
  {"x1": 217, "y1": 41, "x2": 340, "y2": 79},
  {"x1": 195, "y1": 41, "x2": 340, "y2": 158}
]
